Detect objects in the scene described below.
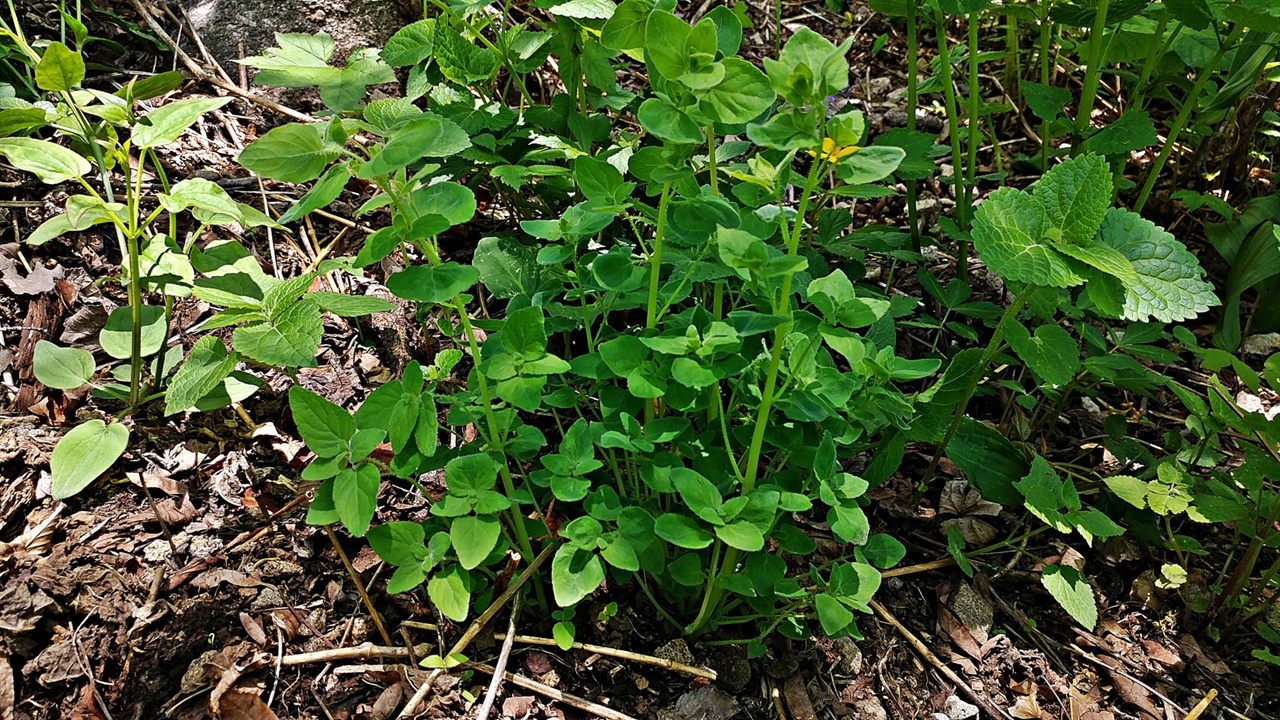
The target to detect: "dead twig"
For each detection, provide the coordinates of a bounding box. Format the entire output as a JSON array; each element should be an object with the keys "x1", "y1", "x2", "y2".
[
  {"x1": 128, "y1": 0, "x2": 317, "y2": 124},
  {"x1": 869, "y1": 599, "x2": 1013, "y2": 720},
  {"x1": 395, "y1": 544, "x2": 553, "y2": 720},
  {"x1": 325, "y1": 525, "x2": 394, "y2": 647},
  {"x1": 475, "y1": 592, "x2": 522, "y2": 720},
  {"x1": 466, "y1": 662, "x2": 638, "y2": 720},
  {"x1": 281, "y1": 642, "x2": 427, "y2": 666},
  {"x1": 399, "y1": 622, "x2": 717, "y2": 681}
]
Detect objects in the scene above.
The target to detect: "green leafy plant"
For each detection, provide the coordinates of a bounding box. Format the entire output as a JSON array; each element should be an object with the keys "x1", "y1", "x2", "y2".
[
  {"x1": 236, "y1": 8, "x2": 929, "y2": 648},
  {"x1": 4, "y1": 31, "x2": 389, "y2": 499},
  {"x1": 914, "y1": 153, "x2": 1217, "y2": 626}
]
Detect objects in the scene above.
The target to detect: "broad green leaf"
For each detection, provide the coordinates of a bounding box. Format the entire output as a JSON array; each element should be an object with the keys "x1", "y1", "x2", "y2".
[
  {"x1": 382, "y1": 20, "x2": 436, "y2": 66},
  {"x1": 549, "y1": 0, "x2": 615, "y2": 19},
  {"x1": 164, "y1": 336, "x2": 238, "y2": 414},
  {"x1": 698, "y1": 58, "x2": 774, "y2": 124},
  {"x1": 601, "y1": 0, "x2": 651, "y2": 50},
  {"x1": 32, "y1": 340, "x2": 94, "y2": 389},
  {"x1": 334, "y1": 464, "x2": 380, "y2": 536},
  {"x1": 1041, "y1": 564, "x2": 1096, "y2": 630},
  {"x1": 1037, "y1": 154, "x2": 1112, "y2": 247},
  {"x1": 357, "y1": 114, "x2": 471, "y2": 178},
  {"x1": 637, "y1": 98, "x2": 702, "y2": 144},
  {"x1": 1054, "y1": 242, "x2": 1137, "y2": 283},
  {"x1": 645, "y1": 10, "x2": 693, "y2": 80},
  {"x1": 308, "y1": 291, "x2": 395, "y2": 317},
  {"x1": 451, "y1": 515, "x2": 500, "y2": 569},
  {"x1": 238, "y1": 123, "x2": 340, "y2": 183},
  {"x1": 552, "y1": 545, "x2": 606, "y2": 607},
  {"x1": 387, "y1": 262, "x2": 479, "y2": 303},
  {"x1": 1005, "y1": 321, "x2": 1080, "y2": 387},
  {"x1": 132, "y1": 97, "x2": 233, "y2": 149},
  {"x1": 0, "y1": 138, "x2": 91, "y2": 184},
  {"x1": 716, "y1": 522, "x2": 764, "y2": 551},
  {"x1": 807, "y1": 270, "x2": 890, "y2": 328},
  {"x1": 288, "y1": 385, "x2": 355, "y2": 458},
  {"x1": 553, "y1": 621, "x2": 576, "y2": 650},
  {"x1": 1022, "y1": 81, "x2": 1072, "y2": 123},
  {"x1": 862, "y1": 534, "x2": 906, "y2": 569},
  {"x1": 192, "y1": 371, "x2": 261, "y2": 412},
  {"x1": 410, "y1": 182, "x2": 477, "y2": 225},
  {"x1": 99, "y1": 305, "x2": 166, "y2": 359},
  {"x1": 837, "y1": 146, "x2": 905, "y2": 184},
  {"x1": 428, "y1": 565, "x2": 470, "y2": 621},
  {"x1": 35, "y1": 42, "x2": 85, "y2": 91},
  {"x1": 50, "y1": 420, "x2": 128, "y2": 499},
  {"x1": 368, "y1": 521, "x2": 428, "y2": 566},
  {"x1": 434, "y1": 23, "x2": 499, "y2": 84},
  {"x1": 159, "y1": 178, "x2": 242, "y2": 221},
  {"x1": 764, "y1": 27, "x2": 850, "y2": 105},
  {"x1": 814, "y1": 593, "x2": 855, "y2": 636},
  {"x1": 971, "y1": 186, "x2": 1082, "y2": 287},
  {"x1": 654, "y1": 513, "x2": 714, "y2": 548},
  {"x1": 446, "y1": 453, "x2": 500, "y2": 494},
  {"x1": 0, "y1": 108, "x2": 50, "y2": 137},
  {"x1": 474, "y1": 236, "x2": 540, "y2": 298},
  {"x1": 1085, "y1": 110, "x2": 1157, "y2": 156},
  {"x1": 233, "y1": 301, "x2": 323, "y2": 366},
  {"x1": 279, "y1": 163, "x2": 351, "y2": 224},
  {"x1": 946, "y1": 418, "x2": 1028, "y2": 505},
  {"x1": 114, "y1": 71, "x2": 186, "y2": 102},
  {"x1": 828, "y1": 504, "x2": 869, "y2": 545},
  {"x1": 1093, "y1": 208, "x2": 1217, "y2": 323},
  {"x1": 138, "y1": 234, "x2": 195, "y2": 296},
  {"x1": 1103, "y1": 475, "x2": 1149, "y2": 509}
]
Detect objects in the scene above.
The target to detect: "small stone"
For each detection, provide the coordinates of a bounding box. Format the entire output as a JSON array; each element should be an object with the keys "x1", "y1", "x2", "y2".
[
  {"x1": 832, "y1": 637, "x2": 863, "y2": 675},
  {"x1": 258, "y1": 559, "x2": 302, "y2": 578},
  {"x1": 654, "y1": 638, "x2": 695, "y2": 666},
  {"x1": 188, "y1": 534, "x2": 224, "y2": 559},
  {"x1": 143, "y1": 539, "x2": 172, "y2": 563},
  {"x1": 250, "y1": 586, "x2": 284, "y2": 612},
  {"x1": 945, "y1": 695, "x2": 979, "y2": 720}
]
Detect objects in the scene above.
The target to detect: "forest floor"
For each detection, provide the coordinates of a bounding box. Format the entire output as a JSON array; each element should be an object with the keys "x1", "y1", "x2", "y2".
[{"x1": 2, "y1": 0, "x2": 1279, "y2": 719}]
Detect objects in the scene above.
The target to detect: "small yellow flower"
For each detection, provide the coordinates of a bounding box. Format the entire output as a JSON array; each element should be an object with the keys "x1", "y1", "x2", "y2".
[{"x1": 807, "y1": 137, "x2": 860, "y2": 161}]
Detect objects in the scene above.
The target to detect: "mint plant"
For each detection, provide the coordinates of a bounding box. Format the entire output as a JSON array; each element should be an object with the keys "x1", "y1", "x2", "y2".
[
  {"x1": 911, "y1": 154, "x2": 1217, "y2": 626},
  {"x1": 235, "y1": 8, "x2": 929, "y2": 647},
  {"x1": 4, "y1": 30, "x2": 389, "y2": 499}
]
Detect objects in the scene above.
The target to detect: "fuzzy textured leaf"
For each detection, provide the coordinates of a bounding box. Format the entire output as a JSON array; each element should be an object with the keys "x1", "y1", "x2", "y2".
[{"x1": 1093, "y1": 208, "x2": 1217, "y2": 322}]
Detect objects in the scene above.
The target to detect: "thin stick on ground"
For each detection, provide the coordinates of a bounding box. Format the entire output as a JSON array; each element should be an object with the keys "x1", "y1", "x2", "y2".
[
  {"x1": 475, "y1": 592, "x2": 522, "y2": 720},
  {"x1": 325, "y1": 525, "x2": 394, "y2": 647},
  {"x1": 466, "y1": 662, "x2": 638, "y2": 720},
  {"x1": 398, "y1": 622, "x2": 717, "y2": 681},
  {"x1": 395, "y1": 544, "x2": 553, "y2": 720},
  {"x1": 128, "y1": 0, "x2": 318, "y2": 124},
  {"x1": 870, "y1": 599, "x2": 1013, "y2": 720}
]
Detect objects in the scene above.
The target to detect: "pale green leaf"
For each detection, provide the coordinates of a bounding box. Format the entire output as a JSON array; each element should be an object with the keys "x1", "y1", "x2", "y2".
[
  {"x1": 32, "y1": 340, "x2": 94, "y2": 389},
  {"x1": 51, "y1": 420, "x2": 128, "y2": 499},
  {"x1": 1093, "y1": 208, "x2": 1218, "y2": 322}
]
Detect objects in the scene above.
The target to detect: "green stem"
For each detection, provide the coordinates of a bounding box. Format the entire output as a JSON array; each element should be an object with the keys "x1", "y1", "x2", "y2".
[
  {"x1": 919, "y1": 284, "x2": 1038, "y2": 490},
  {"x1": 1038, "y1": 2, "x2": 1053, "y2": 171},
  {"x1": 934, "y1": 6, "x2": 969, "y2": 234},
  {"x1": 685, "y1": 159, "x2": 825, "y2": 638},
  {"x1": 706, "y1": 124, "x2": 719, "y2": 197},
  {"x1": 1134, "y1": 24, "x2": 1244, "y2": 213},
  {"x1": 906, "y1": 0, "x2": 921, "y2": 252},
  {"x1": 646, "y1": 184, "x2": 672, "y2": 330},
  {"x1": 1072, "y1": 0, "x2": 1111, "y2": 146},
  {"x1": 1132, "y1": 13, "x2": 1176, "y2": 112}
]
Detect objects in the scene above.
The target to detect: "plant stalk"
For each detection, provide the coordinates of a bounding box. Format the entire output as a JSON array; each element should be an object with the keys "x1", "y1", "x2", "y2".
[
  {"x1": 1134, "y1": 24, "x2": 1245, "y2": 213},
  {"x1": 919, "y1": 284, "x2": 1038, "y2": 490}
]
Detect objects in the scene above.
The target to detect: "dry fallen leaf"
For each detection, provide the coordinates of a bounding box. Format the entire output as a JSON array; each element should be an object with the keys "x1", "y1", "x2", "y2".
[{"x1": 1010, "y1": 693, "x2": 1043, "y2": 719}]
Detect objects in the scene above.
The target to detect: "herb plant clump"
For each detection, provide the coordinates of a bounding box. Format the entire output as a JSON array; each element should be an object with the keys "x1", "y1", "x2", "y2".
[{"x1": 238, "y1": 7, "x2": 932, "y2": 645}]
